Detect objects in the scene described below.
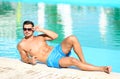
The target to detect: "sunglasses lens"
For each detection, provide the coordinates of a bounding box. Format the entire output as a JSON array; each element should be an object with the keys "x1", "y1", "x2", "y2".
[
  {"x1": 23, "y1": 28, "x2": 32, "y2": 31},
  {"x1": 28, "y1": 28, "x2": 32, "y2": 31}
]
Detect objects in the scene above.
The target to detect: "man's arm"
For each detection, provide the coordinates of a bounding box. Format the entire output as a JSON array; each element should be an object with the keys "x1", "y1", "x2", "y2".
[
  {"x1": 33, "y1": 26, "x2": 58, "y2": 40},
  {"x1": 17, "y1": 44, "x2": 36, "y2": 65}
]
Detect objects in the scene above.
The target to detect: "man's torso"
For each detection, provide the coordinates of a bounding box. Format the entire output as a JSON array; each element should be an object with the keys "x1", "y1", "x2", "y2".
[{"x1": 20, "y1": 36, "x2": 53, "y2": 63}]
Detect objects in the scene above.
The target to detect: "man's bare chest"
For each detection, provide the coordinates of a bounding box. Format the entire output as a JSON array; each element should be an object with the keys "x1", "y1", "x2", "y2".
[{"x1": 25, "y1": 39, "x2": 48, "y2": 52}]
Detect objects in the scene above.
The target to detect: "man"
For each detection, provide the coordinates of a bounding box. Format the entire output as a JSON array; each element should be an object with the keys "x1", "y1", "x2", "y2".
[{"x1": 17, "y1": 20, "x2": 111, "y2": 74}]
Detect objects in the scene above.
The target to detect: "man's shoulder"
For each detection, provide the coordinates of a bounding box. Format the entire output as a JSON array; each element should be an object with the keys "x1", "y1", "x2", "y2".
[{"x1": 17, "y1": 39, "x2": 25, "y2": 47}]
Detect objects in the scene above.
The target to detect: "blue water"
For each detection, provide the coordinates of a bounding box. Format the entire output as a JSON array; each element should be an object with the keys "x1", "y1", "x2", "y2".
[
  {"x1": 0, "y1": 1, "x2": 120, "y2": 73},
  {"x1": 2, "y1": 0, "x2": 120, "y2": 7}
]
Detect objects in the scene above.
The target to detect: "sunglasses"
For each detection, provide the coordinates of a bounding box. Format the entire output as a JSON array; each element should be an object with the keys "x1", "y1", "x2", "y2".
[{"x1": 23, "y1": 28, "x2": 32, "y2": 31}]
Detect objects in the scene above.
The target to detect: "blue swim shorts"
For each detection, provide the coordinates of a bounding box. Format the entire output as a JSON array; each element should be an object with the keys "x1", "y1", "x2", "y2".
[{"x1": 46, "y1": 44, "x2": 71, "y2": 68}]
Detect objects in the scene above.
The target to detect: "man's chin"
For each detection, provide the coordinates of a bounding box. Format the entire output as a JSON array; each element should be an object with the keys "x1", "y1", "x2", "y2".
[{"x1": 25, "y1": 35, "x2": 31, "y2": 38}]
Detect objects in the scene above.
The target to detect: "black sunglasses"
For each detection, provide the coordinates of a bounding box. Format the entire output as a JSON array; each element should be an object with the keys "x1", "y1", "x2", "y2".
[{"x1": 23, "y1": 28, "x2": 32, "y2": 31}]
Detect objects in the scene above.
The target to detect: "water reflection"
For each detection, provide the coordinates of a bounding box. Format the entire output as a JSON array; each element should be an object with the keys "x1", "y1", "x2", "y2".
[
  {"x1": 0, "y1": 1, "x2": 120, "y2": 51},
  {"x1": 0, "y1": 2, "x2": 15, "y2": 15},
  {"x1": 38, "y1": 3, "x2": 45, "y2": 28},
  {"x1": 99, "y1": 7, "x2": 107, "y2": 44},
  {"x1": 44, "y1": 4, "x2": 64, "y2": 43},
  {"x1": 16, "y1": 2, "x2": 22, "y2": 39},
  {"x1": 57, "y1": 4, "x2": 73, "y2": 38},
  {"x1": 0, "y1": 2, "x2": 16, "y2": 39},
  {"x1": 20, "y1": 3, "x2": 38, "y2": 24},
  {"x1": 107, "y1": 8, "x2": 120, "y2": 49},
  {"x1": 112, "y1": 8, "x2": 120, "y2": 47},
  {"x1": 0, "y1": 2, "x2": 19, "y2": 58}
]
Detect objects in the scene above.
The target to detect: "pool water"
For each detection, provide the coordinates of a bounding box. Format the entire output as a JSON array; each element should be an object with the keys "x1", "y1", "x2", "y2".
[{"x1": 0, "y1": 1, "x2": 120, "y2": 72}]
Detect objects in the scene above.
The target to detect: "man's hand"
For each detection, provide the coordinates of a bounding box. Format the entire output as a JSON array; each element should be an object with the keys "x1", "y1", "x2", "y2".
[
  {"x1": 31, "y1": 56, "x2": 37, "y2": 65},
  {"x1": 32, "y1": 26, "x2": 44, "y2": 32}
]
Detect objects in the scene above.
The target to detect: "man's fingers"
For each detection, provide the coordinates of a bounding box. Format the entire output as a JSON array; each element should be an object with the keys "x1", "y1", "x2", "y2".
[
  {"x1": 33, "y1": 56, "x2": 37, "y2": 59},
  {"x1": 32, "y1": 27, "x2": 35, "y2": 31}
]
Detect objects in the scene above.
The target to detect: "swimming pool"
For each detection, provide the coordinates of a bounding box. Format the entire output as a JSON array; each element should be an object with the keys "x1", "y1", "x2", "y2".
[{"x1": 0, "y1": 1, "x2": 120, "y2": 72}]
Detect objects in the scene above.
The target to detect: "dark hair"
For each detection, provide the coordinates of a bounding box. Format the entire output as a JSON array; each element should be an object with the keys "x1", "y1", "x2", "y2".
[{"x1": 23, "y1": 20, "x2": 34, "y2": 28}]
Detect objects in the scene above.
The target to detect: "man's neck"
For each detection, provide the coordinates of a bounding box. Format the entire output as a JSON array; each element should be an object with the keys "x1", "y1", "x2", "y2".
[{"x1": 25, "y1": 35, "x2": 34, "y2": 40}]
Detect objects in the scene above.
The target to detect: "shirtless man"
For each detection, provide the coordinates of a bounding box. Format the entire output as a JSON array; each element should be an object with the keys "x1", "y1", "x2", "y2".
[{"x1": 17, "y1": 20, "x2": 111, "y2": 74}]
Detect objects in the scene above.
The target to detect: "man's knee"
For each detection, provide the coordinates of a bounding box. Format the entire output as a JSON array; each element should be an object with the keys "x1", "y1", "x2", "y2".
[
  {"x1": 67, "y1": 35, "x2": 78, "y2": 43},
  {"x1": 69, "y1": 57, "x2": 79, "y2": 64},
  {"x1": 68, "y1": 35, "x2": 77, "y2": 41}
]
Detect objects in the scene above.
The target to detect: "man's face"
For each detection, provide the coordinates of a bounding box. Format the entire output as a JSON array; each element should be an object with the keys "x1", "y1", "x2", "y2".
[{"x1": 23, "y1": 24, "x2": 34, "y2": 38}]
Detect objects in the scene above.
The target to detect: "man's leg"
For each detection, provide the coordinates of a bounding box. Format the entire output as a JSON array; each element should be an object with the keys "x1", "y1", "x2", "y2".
[
  {"x1": 59, "y1": 57, "x2": 111, "y2": 74},
  {"x1": 61, "y1": 35, "x2": 86, "y2": 63}
]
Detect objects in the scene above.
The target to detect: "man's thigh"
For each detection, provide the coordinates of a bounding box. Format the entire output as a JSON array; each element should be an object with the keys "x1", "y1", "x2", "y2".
[
  {"x1": 59, "y1": 57, "x2": 73, "y2": 68},
  {"x1": 61, "y1": 36, "x2": 73, "y2": 54}
]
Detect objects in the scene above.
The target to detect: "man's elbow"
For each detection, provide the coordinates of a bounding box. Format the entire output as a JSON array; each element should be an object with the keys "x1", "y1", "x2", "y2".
[
  {"x1": 55, "y1": 34, "x2": 58, "y2": 38},
  {"x1": 53, "y1": 34, "x2": 58, "y2": 39}
]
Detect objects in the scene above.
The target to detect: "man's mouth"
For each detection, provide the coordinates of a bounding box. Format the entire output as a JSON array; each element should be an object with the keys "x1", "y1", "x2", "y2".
[{"x1": 25, "y1": 33, "x2": 29, "y2": 35}]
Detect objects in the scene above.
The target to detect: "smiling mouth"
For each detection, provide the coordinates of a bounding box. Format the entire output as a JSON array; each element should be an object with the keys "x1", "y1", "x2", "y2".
[{"x1": 25, "y1": 32, "x2": 29, "y2": 35}]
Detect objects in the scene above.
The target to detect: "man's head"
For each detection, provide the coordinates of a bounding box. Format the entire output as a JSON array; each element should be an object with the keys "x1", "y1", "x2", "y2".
[{"x1": 23, "y1": 20, "x2": 34, "y2": 38}]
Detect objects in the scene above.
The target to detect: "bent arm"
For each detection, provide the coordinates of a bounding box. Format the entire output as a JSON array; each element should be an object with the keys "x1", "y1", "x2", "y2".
[
  {"x1": 17, "y1": 44, "x2": 36, "y2": 64},
  {"x1": 33, "y1": 26, "x2": 58, "y2": 40}
]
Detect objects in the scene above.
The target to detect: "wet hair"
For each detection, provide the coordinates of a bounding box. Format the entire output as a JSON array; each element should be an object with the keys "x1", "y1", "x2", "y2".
[{"x1": 23, "y1": 20, "x2": 34, "y2": 28}]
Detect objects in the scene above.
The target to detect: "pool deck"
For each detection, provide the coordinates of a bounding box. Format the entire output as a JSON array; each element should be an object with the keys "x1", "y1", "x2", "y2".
[
  {"x1": 0, "y1": 57, "x2": 120, "y2": 79},
  {"x1": 2, "y1": 0, "x2": 120, "y2": 7}
]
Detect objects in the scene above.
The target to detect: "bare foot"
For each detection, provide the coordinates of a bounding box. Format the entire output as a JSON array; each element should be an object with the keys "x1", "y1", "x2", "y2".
[{"x1": 103, "y1": 66, "x2": 112, "y2": 74}]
